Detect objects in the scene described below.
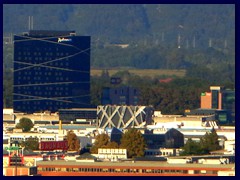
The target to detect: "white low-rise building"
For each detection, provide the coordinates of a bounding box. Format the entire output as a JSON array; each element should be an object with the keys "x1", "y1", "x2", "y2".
[{"x1": 98, "y1": 148, "x2": 127, "y2": 161}]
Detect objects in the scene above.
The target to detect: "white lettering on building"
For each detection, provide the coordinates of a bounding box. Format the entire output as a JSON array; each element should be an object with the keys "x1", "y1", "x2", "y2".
[{"x1": 58, "y1": 38, "x2": 72, "y2": 43}]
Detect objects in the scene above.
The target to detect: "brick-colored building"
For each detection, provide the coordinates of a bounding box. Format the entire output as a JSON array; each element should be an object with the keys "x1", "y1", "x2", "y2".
[
  {"x1": 201, "y1": 92, "x2": 212, "y2": 109},
  {"x1": 3, "y1": 166, "x2": 38, "y2": 176},
  {"x1": 201, "y1": 86, "x2": 223, "y2": 110}
]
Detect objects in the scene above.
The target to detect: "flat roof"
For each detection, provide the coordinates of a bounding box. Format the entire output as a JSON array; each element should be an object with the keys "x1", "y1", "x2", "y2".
[
  {"x1": 36, "y1": 160, "x2": 234, "y2": 170},
  {"x1": 27, "y1": 30, "x2": 76, "y2": 37},
  {"x1": 39, "y1": 125, "x2": 97, "y2": 130},
  {"x1": 59, "y1": 108, "x2": 97, "y2": 111}
]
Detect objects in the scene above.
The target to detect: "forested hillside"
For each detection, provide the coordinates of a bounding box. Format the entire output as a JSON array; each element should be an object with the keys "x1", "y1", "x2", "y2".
[
  {"x1": 3, "y1": 4, "x2": 235, "y2": 67},
  {"x1": 3, "y1": 4, "x2": 235, "y2": 112},
  {"x1": 3, "y1": 4, "x2": 235, "y2": 49}
]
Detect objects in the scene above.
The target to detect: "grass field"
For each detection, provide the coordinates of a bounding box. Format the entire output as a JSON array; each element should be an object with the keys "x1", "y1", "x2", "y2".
[{"x1": 91, "y1": 68, "x2": 186, "y2": 78}]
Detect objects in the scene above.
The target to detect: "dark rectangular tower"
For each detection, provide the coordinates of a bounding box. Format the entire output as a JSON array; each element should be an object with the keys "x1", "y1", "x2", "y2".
[
  {"x1": 13, "y1": 30, "x2": 91, "y2": 113},
  {"x1": 101, "y1": 86, "x2": 139, "y2": 106}
]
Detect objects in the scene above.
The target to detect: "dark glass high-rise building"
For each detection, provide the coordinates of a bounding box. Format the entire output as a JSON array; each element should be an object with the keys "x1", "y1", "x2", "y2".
[
  {"x1": 101, "y1": 86, "x2": 139, "y2": 106},
  {"x1": 13, "y1": 30, "x2": 91, "y2": 113}
]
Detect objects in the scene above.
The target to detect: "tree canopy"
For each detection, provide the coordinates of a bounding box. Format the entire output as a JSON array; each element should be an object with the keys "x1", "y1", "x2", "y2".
[
  {"x1": 20, "y1": 137, "x2": 39, "y2": 151},
  {"x1": 180, "y1": 128, "x2": 222, "y2": 155},
  {"x1": 16, "y1": 117, "x2": 34, "y2": 132},
  {"x1": 90, "y1": 133, "x2": 119, "y2": 154},
  {"x1": 90, "y1": 70, "x2": 234, "y2": 118},
  {"x1": 66, "y1": 130, "x2": 80, "y2": 151},
  {"x1": 90, "y1": 130, "x2": 146, "y2": 158},
  {"x1": 120, "y1": 128, "x2": 146, "y2": 158},
  {"x1": 199, "y1": 128, "x2": 221, "y2": 154}
]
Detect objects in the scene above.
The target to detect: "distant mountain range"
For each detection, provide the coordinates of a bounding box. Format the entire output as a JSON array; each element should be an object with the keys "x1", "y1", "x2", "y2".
[{"x1": 3, "y1": 4, "x2": 235, "y2": 51}]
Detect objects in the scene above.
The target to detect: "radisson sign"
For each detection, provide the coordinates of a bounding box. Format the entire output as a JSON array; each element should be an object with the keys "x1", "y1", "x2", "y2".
[{"x1": 58, "y1": 37, "x2": 72, "y2": 43}]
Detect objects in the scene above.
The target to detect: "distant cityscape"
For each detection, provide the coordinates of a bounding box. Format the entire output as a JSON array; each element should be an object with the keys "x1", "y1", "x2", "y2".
[{"x1": 3, "y1": 30, "x2": 235, "y2": 176}]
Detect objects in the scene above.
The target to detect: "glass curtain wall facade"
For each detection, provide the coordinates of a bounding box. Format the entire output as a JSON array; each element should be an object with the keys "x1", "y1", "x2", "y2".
[
  {"x1": 211, "y1": 90, "x2": 219, "y2": 109},
  {"x1": 101, "y1": 86, "x2": 139, "y2": 106},
  {"x1": 13, "y1": 30, "x2": 91, "y2": 113},
  {"x1": 222, "y1": 90, "x2": 235, "y2": 111}
]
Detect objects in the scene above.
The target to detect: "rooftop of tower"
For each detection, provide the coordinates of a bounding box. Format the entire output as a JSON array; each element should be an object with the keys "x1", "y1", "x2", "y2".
[{"x1": 22, "y1": 30, "x2": 76, "y2": 37}]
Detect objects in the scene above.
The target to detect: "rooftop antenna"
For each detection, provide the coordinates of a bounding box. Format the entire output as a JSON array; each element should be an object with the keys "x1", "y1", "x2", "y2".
[
  {"x1": 28, "y1": 16, "x2": 31, "y2": 30},
  {"x1": 10, "y1": 33, "x2": 13, "y2": 44},
  {"x1": 28, "y1": 16, "x2": 33, "y2": 30},
  {"x1": 31, "y1": 16, "x2": 33, "y2": 30}
]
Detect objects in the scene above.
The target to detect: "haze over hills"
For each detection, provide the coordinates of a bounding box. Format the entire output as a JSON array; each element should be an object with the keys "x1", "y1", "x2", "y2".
[
  {"x1": 3, "y1": 4, "x2": 235, "y2": 73},
  {"x1": 3, "y1": 4, "x2": 235, "y2": 50}
]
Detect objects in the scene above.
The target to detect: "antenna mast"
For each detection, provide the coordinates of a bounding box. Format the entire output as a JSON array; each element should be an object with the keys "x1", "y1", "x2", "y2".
[
  {"x1": 193, "y1": 36, "x2": 196, "y2": 48},
  {"x1": 28, "y1": 16, "x2": 33, "y2": 30}
]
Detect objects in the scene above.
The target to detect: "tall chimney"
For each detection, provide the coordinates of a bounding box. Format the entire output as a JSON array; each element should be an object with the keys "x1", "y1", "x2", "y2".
[{"x1": 59, "y1": 120, "x2": 62, "y2": 130}]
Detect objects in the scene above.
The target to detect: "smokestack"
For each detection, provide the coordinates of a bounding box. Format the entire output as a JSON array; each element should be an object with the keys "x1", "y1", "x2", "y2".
[{"x1": 59, "y1": 120, "x2": 62, "y2": 130}]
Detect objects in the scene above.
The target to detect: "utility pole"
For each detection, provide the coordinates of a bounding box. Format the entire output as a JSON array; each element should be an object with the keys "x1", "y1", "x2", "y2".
[
  {"x1": 15, "y1": 154, "x2": 17, "y2": 176},
  {"x1": 209, "y1": 38, "x2": 212, "y2": 48},
  {"x1": 161, "y1": 32, "x2": 164, "y2": 42},
  {"x1": 224, "y1": 39, "x2": 227, "y2": 49},
  {"x1": 193, "y1": 36, "x2": 196, "y2": 48},
  {"x1": 178, "y1": 34, "x2": 181, "y2": 49},
  {"x1": 186, "y1": 39, "x2": 189, "y2": 49}
]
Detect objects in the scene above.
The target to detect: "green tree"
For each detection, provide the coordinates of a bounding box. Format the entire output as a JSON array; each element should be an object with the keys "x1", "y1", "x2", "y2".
[
  {"x1": 180, "y1": 138, "x2": 202, "y2": 156},
  {"x1": 106, "y1": 141, "x2": 119, "y2": 149},
  {"x1": 200, "y1": 128, "x2": 221, "y2": 154},
  {"x1": 90, "y1": 133, "x2": 119, "y2": 154},
  {"x1": 180, "y1": 128, "x2": 222, "y2": 155},
  {"x1": 66, "y1": 130, "x2": 80, "y2": 151},
  {"x1": 90, "y1": 133, "x2": 110, "y2": 154},
  {"x1": 16, "y1": 118, "x2": 34, "y2": 132},
  {"x1": 120, "y1": 128, "x2": 146, "y2": 158},
  {"x1": 20, "y1": 137, "x2": 39, "y2": 151}
]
